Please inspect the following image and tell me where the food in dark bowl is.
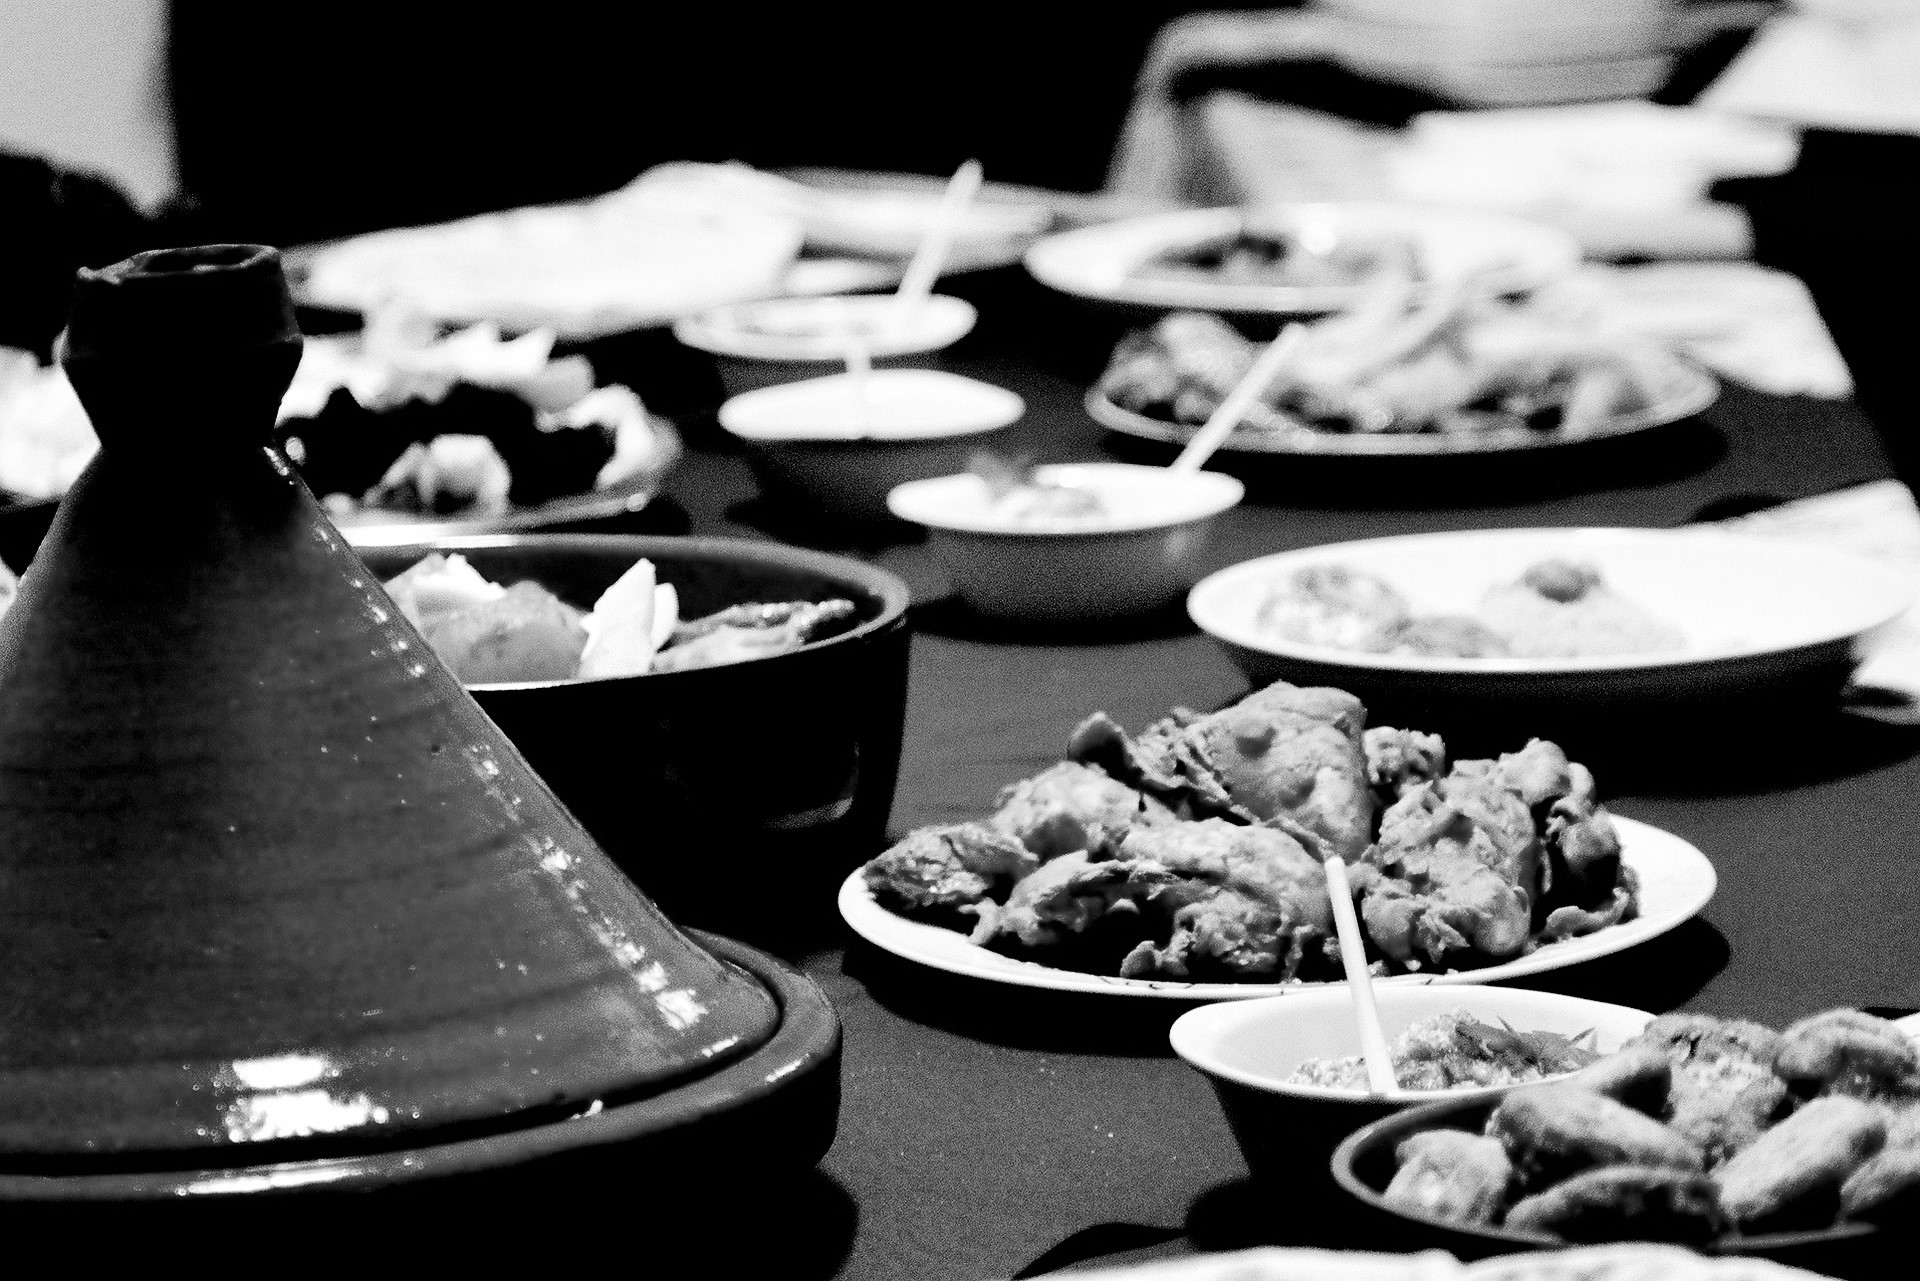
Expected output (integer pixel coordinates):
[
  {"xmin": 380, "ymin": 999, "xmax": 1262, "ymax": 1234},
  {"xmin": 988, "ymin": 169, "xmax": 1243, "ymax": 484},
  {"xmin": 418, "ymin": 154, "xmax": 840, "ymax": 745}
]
[
  {"xmin": 356, "ymin": 534, "xmax": 912, "ymax": 942},
  {"xmin": 1333, "ymin": 1008, "xmax": 1920, "ymax": 1272}
]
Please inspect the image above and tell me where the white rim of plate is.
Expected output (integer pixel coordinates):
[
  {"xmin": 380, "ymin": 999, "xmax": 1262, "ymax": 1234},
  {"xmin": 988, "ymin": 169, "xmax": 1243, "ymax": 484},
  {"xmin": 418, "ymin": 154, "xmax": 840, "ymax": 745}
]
[
  {"xmin": 717, "ymin": 370, "xmax": 1025, "ymax": 443},
  {"xmin": 1186, "ymin": 526, "xmax": 1918, "ymax": 676},
  {"xmin": 1024, "ymin": 203, "xmax": 1581, "ymax": 314},
  {"xmin": 886, "ymin": 463, "xmax": 1245, "ymax": 537},
  {"xmin": 672, "ymin": 294, "xmax": 976, "ymax": 362},
  {"xmin": 838, "ymin": 814, "xmax": 1713, "ymax": 1000}
]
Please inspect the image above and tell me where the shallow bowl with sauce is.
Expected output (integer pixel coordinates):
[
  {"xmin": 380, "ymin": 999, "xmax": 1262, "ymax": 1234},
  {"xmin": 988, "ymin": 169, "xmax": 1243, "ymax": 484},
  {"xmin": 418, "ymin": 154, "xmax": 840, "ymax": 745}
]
[
  {"xmin": 1170, "ymin": 986, "xmax": 1652, "ymax": 1186},
  {"xmin": 886, "ymin": 461, "xmax": 1244, "ymax": 622},
  {"xmin": 719, "ymin": 367, "xmax": 1023, "ymax": 522}
]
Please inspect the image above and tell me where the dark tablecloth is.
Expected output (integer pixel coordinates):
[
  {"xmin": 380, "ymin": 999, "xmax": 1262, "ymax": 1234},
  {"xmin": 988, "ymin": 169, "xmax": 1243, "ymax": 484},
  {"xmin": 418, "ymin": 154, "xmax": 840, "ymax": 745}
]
[{"xmin": 620, "ymin": 269, "xmax": 1920, "ymax": 1281}]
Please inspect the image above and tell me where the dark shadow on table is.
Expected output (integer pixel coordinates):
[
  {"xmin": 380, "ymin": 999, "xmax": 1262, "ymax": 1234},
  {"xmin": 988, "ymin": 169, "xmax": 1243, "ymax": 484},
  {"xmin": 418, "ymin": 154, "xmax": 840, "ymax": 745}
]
[
  {"xmin": 1012, "ymin": 1223, "xmax": 1190, "ymax": 1278},
  {"xmin": 1098, "ymin": 419, "xmax": 1728, "ymax": 513},
  {"xmin": 908, "ymin": 596, "xmax": 1199, "ymax": 647},
  {"xmin": 1497, "ymin": 917, "xmax": 1730, "ymax": 1013},
  {"xmin": 725, "ymin": 494, "xmax": 924, "ymax": 557},
  {"xmin": 1189, "ymin": 1174, "xmax": 1376, "ymax": 1255},
  {"xmin": 842, "ymin": 935, "xmax": 1200, "ymax": 1058},
  {"xmin": 2, "ymin": 1163, "xmax": 858, "ymax": 1273}
]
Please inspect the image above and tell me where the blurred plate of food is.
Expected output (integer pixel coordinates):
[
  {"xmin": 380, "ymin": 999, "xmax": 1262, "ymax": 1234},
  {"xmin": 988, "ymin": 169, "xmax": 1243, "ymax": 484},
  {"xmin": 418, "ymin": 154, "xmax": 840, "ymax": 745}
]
[
  {"xmin": 282, "ymin": 312, "xmax": 682, "ymax": 538},
  {"xmin": 1189, "ymin": 528, "xmax": 1915, "ymax": 705},
  {"xmin": 1088, "ymin": 273, "xmax": 1719, "ymax": 457},
  {"xmin": 841, "ymin": 678, "xmax": 1715, "ymax": 1000},
  {"xmin": 1025, "ymin": 202, "xmax": 1580, "ymax": 316},
  {"xmin": 0, "ymin": 314, "xmax": 683, "ymax": 555},
  {"xmin": 291, "ymin": 162, "xmax": 1078, "ymax": 336}
]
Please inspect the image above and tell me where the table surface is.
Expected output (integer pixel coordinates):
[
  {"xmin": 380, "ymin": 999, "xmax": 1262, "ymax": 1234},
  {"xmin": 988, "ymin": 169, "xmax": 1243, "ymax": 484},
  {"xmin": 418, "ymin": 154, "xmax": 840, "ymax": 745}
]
[{"xmin": 614, "ymin": 269, "xmax": 1920, "ymax": 1281}]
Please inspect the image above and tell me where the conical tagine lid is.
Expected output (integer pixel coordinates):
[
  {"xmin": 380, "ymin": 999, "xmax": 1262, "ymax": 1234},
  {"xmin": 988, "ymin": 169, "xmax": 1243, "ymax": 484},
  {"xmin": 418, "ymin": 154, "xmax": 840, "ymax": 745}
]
[{"xmin": 0, "ymin": 245, "xmax": 778, "ymax": 1164}]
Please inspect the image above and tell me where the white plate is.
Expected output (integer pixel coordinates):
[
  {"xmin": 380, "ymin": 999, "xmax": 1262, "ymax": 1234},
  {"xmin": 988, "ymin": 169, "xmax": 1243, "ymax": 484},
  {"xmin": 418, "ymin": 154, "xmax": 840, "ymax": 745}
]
[
  {"xmin": 1024, "ymin": 203, "xmax": 1581, "ymax": 315},
  {"xmin": 1085, "ymin": 359, "xmax": 1717, "ymax": 458},
  {"xmin": 1187, "ymin": 527, "xmax": 1916, "ymax": 700},
  {"xmin": 839, "ymin": 815, "xmax": 1713, "ymax": 1000}
]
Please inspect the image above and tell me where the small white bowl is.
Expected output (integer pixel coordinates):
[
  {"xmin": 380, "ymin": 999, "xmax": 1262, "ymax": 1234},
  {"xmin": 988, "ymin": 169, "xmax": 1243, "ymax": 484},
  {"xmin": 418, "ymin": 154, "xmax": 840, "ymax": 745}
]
[
  {"xmin": 676, "ymin": 294, "xmax": 977, "ymax": 397},
  {"xmin": 719, "ymin": 369, "xmax": 1023, "ymax": 523},
  {"xmin": 1170, "ymin": 985, "xmax": 1653, "ymax": 1183},
  {"xmin": 886, "ymin": 461, "xmax": 1244, "ymax": 622}
]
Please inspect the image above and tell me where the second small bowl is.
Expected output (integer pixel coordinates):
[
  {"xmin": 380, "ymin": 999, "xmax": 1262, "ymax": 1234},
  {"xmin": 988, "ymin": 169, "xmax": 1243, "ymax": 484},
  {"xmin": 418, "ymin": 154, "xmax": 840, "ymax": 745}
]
[
  {"xmin": 887, "ymin": 461, "xmax": 1244, "ymax": 623},
  {"xmin": 677, "ymin": 293, "xmax": 977, "ymax": 398},
  {"xmin": 720, "ymin": 368, "xmax": 1024, "ymax": 523},
  {"xmin": 1169, "ymin": 986, "xmax": 1653, "ymax": 1186}
]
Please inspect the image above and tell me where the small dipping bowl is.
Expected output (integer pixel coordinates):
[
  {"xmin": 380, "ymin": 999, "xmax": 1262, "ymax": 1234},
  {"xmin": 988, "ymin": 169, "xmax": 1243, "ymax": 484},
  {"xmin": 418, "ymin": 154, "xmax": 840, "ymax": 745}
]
[
  {"xmin": 1170, "ymin": 986, "xmax": 1652, "ymax": 1187},
  {"xmin": 887, "ymin": 461, "xmax": 1243, "ymax": 622},
  {"xmin": 720, "ymin": 367, "xmax": 1023, "ymax": 523},
  {"xmin": 676, "ymin": 293, "xmax": 977, "ymax": 398}
]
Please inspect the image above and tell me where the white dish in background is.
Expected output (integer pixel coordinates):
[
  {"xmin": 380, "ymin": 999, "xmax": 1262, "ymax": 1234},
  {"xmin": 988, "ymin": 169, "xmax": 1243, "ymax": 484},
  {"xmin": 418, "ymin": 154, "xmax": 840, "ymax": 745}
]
[
  {"xmin": 718, "ymin": 369, "xmax": 1022, "ymax": 442},
  {"xmin": 674, "ymin": 294, "xmax": 976, "ymax": 363},
  {"xmin": 1172, "ymin": 985, "xmax": 1654, "ymax": 1107},
  {"xmin": 1187, "ymin": 527, "xmax": 1916, "ymax": 700},
  {"xmin": 1023, "ymin": 203, "xmax": 1581, "ymax": 316},
  {"xmin": 839, "ymin": 815, "xmax": 1714, "ymax": 999},
  {"xmin": 886, "ymin": 462, "xmax": 1244, "ymax": 621}
]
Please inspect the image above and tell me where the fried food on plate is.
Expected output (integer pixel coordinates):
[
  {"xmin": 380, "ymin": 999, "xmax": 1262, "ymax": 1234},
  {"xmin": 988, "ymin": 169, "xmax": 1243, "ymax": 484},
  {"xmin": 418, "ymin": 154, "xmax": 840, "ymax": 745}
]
[
  {"xmin": 1503, "ymin": 1165, "xmax": 1725, "ymax": 1244},
  {"xmin": 862, "ymin": 679, "xmax": 1639, "ymax": 985},
  {"xmin": 1386, "ymin": 1130, "xmax": 1512, "ymax": 1226},
  {"xmin": 1378, "ymin": 1009, "xmax": 1920, "ymax": 1245}
]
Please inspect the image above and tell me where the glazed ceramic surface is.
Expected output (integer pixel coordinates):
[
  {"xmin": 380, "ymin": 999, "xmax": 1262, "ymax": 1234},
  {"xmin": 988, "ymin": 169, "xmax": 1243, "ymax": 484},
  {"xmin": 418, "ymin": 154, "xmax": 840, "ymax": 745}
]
[{"xmin": 0, "ymin": 246, "xmax": 780, "ymax": 1166}]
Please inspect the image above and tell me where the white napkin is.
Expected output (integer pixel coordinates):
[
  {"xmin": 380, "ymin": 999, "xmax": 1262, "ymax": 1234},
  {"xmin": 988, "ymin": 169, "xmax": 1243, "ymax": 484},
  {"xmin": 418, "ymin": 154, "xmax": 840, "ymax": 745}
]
[
  {"xmin": 1709, "ymin": 479, "xmax": 1920, "ymax": 720},
  {"xmin": 1700, "ymin": 1, "xmax": 1920, "ymax": 134},
  {"xmin": 1561, "ymin": 262, "xmax": 1852, "ymax": 398}
]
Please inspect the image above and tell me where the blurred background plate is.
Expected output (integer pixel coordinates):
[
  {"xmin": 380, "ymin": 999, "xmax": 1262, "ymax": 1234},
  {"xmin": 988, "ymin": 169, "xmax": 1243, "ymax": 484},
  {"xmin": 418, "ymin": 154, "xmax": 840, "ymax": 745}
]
[
  {"xmin": 1085, "ymin": 359, "xmax": 1718, "ymax": 458},
  {"xmin": 1024, "ymin": 203, "xmax": 1582, "ymax": 316},
  {"xmin": 838, "ymin": 815, "xmax": 1713, "ymax": 1001},
  {"xmin": 1188, "ymin": 527, "xmax": 1916, "ymax": 708}
]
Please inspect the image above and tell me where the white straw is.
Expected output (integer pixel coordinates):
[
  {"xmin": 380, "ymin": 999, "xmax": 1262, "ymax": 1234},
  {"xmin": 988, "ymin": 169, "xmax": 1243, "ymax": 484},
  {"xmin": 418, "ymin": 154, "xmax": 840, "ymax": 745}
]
[
  {"xmin": 891, "ymin": 160, "xmax": 983, "ymax": 331},
  {"xmin": 1169, "ymin": 324, "xmax": 1306, "ymax": 474},
  {"xmin": 1323, "ymin": 855, "xmax": 1398, "ymax": 1096}
]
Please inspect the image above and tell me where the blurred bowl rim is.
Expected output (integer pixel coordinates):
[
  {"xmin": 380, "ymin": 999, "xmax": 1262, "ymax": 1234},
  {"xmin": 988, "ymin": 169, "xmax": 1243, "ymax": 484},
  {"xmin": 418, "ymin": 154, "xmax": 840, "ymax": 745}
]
[
  {"xmin": 717, "ymin": 369, "xmax": 1024, "ymax": 443},
  {"xmin": 887, "ymin": 461, "xmax": 1244, "ymax": 538},
  {"xmin": 1170, "ymin": 985, "xmax": 1654, "ymax": 1107},
  {"xmin": 353, "ymin": 532, "xmax": 912, "ymax": 693},
  {"xmin": 672, "ymin": 293, "xmax": 977, "ymax": 362}
]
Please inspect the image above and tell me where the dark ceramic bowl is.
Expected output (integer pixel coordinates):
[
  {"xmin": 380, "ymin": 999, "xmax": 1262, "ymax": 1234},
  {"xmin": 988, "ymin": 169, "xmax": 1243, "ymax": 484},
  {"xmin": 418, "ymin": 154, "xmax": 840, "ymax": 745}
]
[
  {"xmin": 353, "ymin": 533, "xmax": 913, "ymax": 939},
  {"xmin": 1332, "ymin": 1096, "xmax": 1885, "ymax": 1278},
  {"xmin": 0, "ymin": 933, "xmax": 838, "ymax": 1205}
]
